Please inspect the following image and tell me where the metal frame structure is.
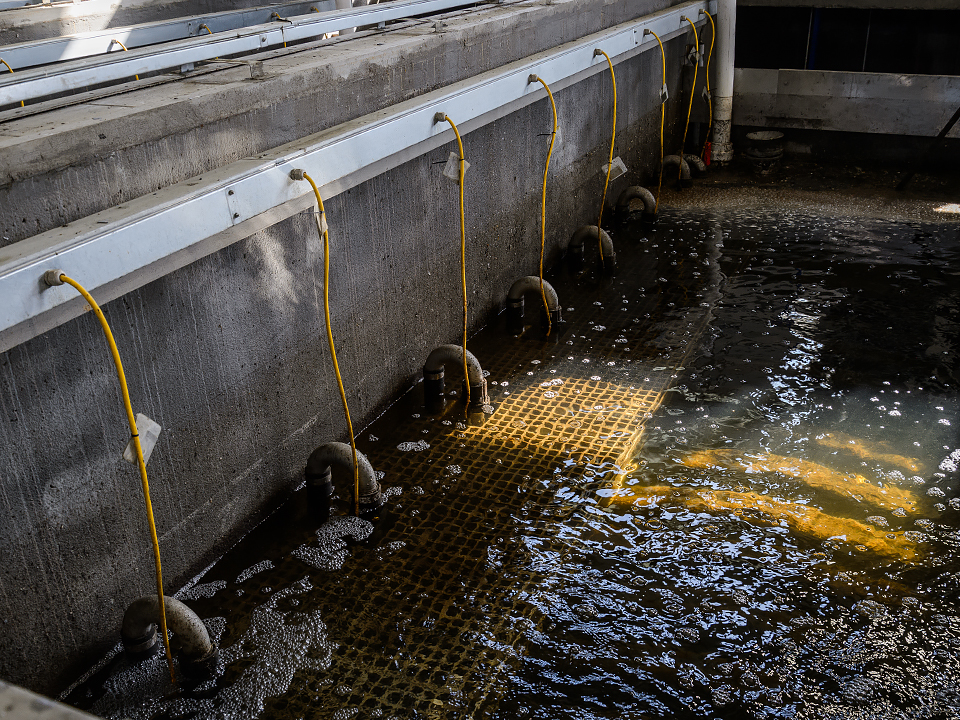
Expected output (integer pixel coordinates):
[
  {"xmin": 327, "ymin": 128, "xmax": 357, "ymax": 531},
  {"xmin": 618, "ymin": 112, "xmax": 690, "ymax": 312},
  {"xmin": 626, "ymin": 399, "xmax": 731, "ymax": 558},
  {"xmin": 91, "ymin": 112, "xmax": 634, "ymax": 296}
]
[
  {"xmin": 0, "ymin": 0, "xmax": 483, "ymax": 105},
  {"xmin": 0, "ymin": 0, "xmax": 713, "ymax": 352},
  {"xmin": 0, "ymin": 0, "xmax": 338, "ymax": 70}
]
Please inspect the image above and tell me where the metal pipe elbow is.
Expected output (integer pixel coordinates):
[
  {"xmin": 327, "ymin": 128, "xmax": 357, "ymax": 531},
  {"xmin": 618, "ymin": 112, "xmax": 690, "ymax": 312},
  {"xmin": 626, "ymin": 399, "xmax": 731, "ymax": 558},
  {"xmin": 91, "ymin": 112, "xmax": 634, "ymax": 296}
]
[
  {"xmin": 422, "ymin": 344, "xmax": 490, "ymax": 411},
  {"xmin": 568, "ymin": 225, "xmax": 615, "ymax": 271},
  {"xmin": 305, "ymin": 442, "xmax": 383, "ymax": 509},
  {"xmin": 121, "ymin": 595, "xmax": 217, "ymax": 676},
  {"xmin": 663, "ymin": 155, "xmax": 692, "ymax": 187},
  {"xmin": 682, "ymin": 153, "xmax": 707, "ymax": 175},
  {"xmin": 506, "ymin": 276, "xmax": 562, "ymax": 336},
  {"xmin": 424, "ymin": 344, "xmax": 485, "ymax": 386},
  {"xmin": 615, "ymin": 186, "xmax": 657, "ymax": 219},
  {"xmin": 507, "ymin": 276, "xmax": 559, "ymax": 310}
]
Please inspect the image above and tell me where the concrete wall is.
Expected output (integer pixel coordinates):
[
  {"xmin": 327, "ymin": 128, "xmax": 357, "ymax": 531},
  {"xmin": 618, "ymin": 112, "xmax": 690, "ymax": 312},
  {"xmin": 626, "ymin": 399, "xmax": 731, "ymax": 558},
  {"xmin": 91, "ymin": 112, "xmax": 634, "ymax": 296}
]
[
  {"xmin": 0, "ymin": 0, "xmax": 701, "ymax": 696},
  {"xmin": 734, "ymin": 68, "xmax": 960, "ymax": 138}
]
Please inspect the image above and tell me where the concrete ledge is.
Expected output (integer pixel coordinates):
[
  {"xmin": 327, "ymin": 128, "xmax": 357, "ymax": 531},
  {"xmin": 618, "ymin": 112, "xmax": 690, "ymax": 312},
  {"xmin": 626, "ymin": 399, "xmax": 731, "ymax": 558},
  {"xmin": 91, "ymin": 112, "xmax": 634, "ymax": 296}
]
[
  {"xmin": 0, "ymin": 681, "xmax": 100, "ymax": 720},
  {"xmin": 0, "ymin": 0, "xmax": 297, "ymax": 44},
  {"xmin": 733, "ymin": 67, "xmax": 960, "ymax": 138}
]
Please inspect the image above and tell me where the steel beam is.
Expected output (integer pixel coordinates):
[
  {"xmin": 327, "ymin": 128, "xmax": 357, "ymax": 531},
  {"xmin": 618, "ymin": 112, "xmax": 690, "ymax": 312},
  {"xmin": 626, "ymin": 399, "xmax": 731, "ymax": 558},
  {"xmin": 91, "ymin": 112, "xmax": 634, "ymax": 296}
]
[
  {"xmin": 0, "ymin": 0, "xmax": 337, "ymax": 71},
  {"xmin": 0, "ymin": 0, "xmax": 713, "ymax": 352},
  {"xmin": 0, "ymin": 0, "xmax": 482, "ymax": 106}
]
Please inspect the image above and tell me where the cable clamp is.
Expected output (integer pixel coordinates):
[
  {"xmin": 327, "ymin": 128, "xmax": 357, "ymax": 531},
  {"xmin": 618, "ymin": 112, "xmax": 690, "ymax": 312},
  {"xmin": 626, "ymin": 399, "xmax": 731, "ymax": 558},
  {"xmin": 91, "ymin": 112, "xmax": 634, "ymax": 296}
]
[
  {"xmin": 433, "ymin": 112, "xmax": 447, "ymax": 123},
  {"xmin": 702, "ymin": 87, "xmax": 711, "ymax": 101},
  {"xmin": 42, "ymin": 269, "xmax": 65, "ymax": 287},
  {"xmin": 659, "ymin": 83, "xmax": 669, "ymax": 103}
]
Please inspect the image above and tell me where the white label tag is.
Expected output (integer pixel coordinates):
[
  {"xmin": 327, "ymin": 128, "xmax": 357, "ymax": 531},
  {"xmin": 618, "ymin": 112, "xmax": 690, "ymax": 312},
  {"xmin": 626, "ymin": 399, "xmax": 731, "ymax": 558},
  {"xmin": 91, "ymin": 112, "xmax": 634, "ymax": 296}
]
[
  {"xmin": 660, "ymin": 83, "xmax": 669, "ymax": 103},
  {"xmin": 314, "ymin": 210, "xmax": 328, "ymax": 235},
  {"xmin": 442, "ymin": 151, "xmax": 470, "ymax": 183},
  {"xmin": 123, "ymin": 413, "xmax": 162, "ymax": 466},
  {"xmin": 601, "ymin": 156, "xmax": 628, "ymax": 181}
]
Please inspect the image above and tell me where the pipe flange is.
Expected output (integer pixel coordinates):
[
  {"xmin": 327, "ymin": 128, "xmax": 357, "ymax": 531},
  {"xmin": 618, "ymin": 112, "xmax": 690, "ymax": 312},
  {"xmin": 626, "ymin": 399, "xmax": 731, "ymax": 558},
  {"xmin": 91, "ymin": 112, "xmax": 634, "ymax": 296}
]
[{"xmin": 121, "ymin": 624, "xmax": 159, "ymax": 660}]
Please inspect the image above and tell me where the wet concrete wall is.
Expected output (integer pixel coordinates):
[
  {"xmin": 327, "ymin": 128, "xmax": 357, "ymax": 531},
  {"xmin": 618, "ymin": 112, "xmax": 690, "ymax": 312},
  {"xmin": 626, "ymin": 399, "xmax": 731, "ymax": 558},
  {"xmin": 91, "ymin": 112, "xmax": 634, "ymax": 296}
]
[{"xmin": 0, "ymin": 0, "xmax": 701, "ymax": 696}]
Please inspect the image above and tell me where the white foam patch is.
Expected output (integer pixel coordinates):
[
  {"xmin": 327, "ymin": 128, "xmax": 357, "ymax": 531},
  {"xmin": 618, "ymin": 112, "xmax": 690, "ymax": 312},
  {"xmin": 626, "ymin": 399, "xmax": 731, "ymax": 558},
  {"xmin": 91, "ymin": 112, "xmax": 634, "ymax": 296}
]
[
  {"xmin": 236, "ymin": 560, "xmax": 274, "ymax": 584},
  {"xmin": 293, "ymin": 516, "xmax": 373, "ymax": 572},
  {"xmin": 939, "ymin": 449, "xmax": 960, "ymax": 473},
  {"xmin": 397, "ymin": 440, "xmax": 430, "ymax": 452},
  {"xmin": 178, "ymin": 580, "xmax": 227, "ymax": 601}
]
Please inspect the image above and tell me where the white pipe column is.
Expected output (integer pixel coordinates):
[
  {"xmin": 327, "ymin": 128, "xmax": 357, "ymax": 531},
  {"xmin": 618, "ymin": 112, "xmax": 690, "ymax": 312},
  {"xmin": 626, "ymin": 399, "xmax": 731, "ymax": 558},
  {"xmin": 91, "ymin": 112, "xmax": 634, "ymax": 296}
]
[
  {"xmin": 335, "ymin": 0, "xmax": 358, "ymax": 34},
  {"xmin": 711, "ymin": 0, "xmax": 736, "ymax": 162}
]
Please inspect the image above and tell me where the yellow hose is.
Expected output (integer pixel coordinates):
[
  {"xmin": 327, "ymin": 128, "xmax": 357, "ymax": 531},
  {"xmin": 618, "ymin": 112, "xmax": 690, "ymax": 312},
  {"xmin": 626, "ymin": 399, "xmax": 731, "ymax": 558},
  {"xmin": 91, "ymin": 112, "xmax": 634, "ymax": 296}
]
[
  {"xmin": 111, "ymin": 40, "xmax": 139, "ymax": 81},
  {"xmin": 700, "ymin": 11, "xmax": 716, "ymax": 160},
  {"xmin": 57, "ymin": 274, "xmax": 176, "ymax": 686},
  {"xmin": 301, "ymin": 173, "xmax": 361, "ymax": 516},
  {"xmin": 533, "ymin": 76, "xmax": 558, "ymax": 337},
  {"xmin": 0, "ymin": 58, "xmax": 24, "ymax": 107},
  {"xmin": 438, "ymin": 114, "xmax": 471, "ymax": 411},
  {"xmin": 645, "ymin": 30, "xmax": 667, "ymax": 213},
  {"xmin": 271, "ymin": 13, "xmax": 288, "ymax": 47},
  {"xmin": 679, "ymin": 17, "xmax": 699, "ymax": 182},
  {"xmin": 595, "ymin": 49, "xmax": 617, "ymax": 264}
]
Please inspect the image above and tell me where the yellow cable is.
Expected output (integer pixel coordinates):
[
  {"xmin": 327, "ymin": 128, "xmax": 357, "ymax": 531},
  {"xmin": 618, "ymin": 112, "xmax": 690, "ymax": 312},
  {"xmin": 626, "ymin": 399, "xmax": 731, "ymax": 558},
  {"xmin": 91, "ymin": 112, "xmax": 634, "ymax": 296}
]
[
  {"xmin": 438, "ymin": 114, "xmax": 471, "ymax": 411},
  {"xmin": 111, "ymin": 40, "xmax": 139, "ymax": 81},
  {"xmin": 595, "ymin": 49, "xmax": 616, "ymax": 264},
  {"xmin": 0, "ymin": 58, "xmax": 24, "ymax": 107},
  {"xmin": 199, "ymin": 24, "xmax": 212, "ymax": 34},
  {"xmin": 700, "ymin": 11, "xmax": 716, "ymax": 160},
  {"xmin": 271, "ymin": 13, "xmax": 288, "ymax": 47},
  {"xmin": 302, "ymin": 173, "xmax": 361, "ymax": 516},
  {"xmin": 57, "ymin": 274, "xmax": 175, "ymax": 686},
  {"xmin": 533, "ymin": 76, "xmax": 557, "ymax": 337},
  {"xmin": 646, "ymin": 30, "xmax": 667, "ymax": 213},
  {"xmin": 679, "ymin": 17, "xmax": 699, "ymax": 182}
]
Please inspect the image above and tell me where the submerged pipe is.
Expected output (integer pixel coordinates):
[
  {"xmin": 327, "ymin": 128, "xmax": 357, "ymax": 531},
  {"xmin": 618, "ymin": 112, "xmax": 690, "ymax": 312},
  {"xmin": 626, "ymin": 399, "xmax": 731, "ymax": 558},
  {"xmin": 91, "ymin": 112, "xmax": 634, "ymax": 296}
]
[
  {"xmin": 423, "ymin": 344, "xmax": 491, "ymax": 412},
  {"xmin": 568, "ymin": 225, "xmax": 616, "ymax": 272},
  {"xmin": 662, "ymin": 155, "xmax": 692, "ymax": 187},
  {"xmin": 121, "ymin": 595, "xmax": 217, "ymax": 676},
  {"xmin": 616, "ymin": 186, "xmax": 657, "ymax": 223},
  {"xmin": 682, "ymin": 153, "xmax": 707, "ymax": 176},
  {"xmin": 305, "ymin": 442, "xmax": 383, "ymax": 509},
  {"xmin": 506, "ymin": 276, "xmax": 562, "ymax": 336}
]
